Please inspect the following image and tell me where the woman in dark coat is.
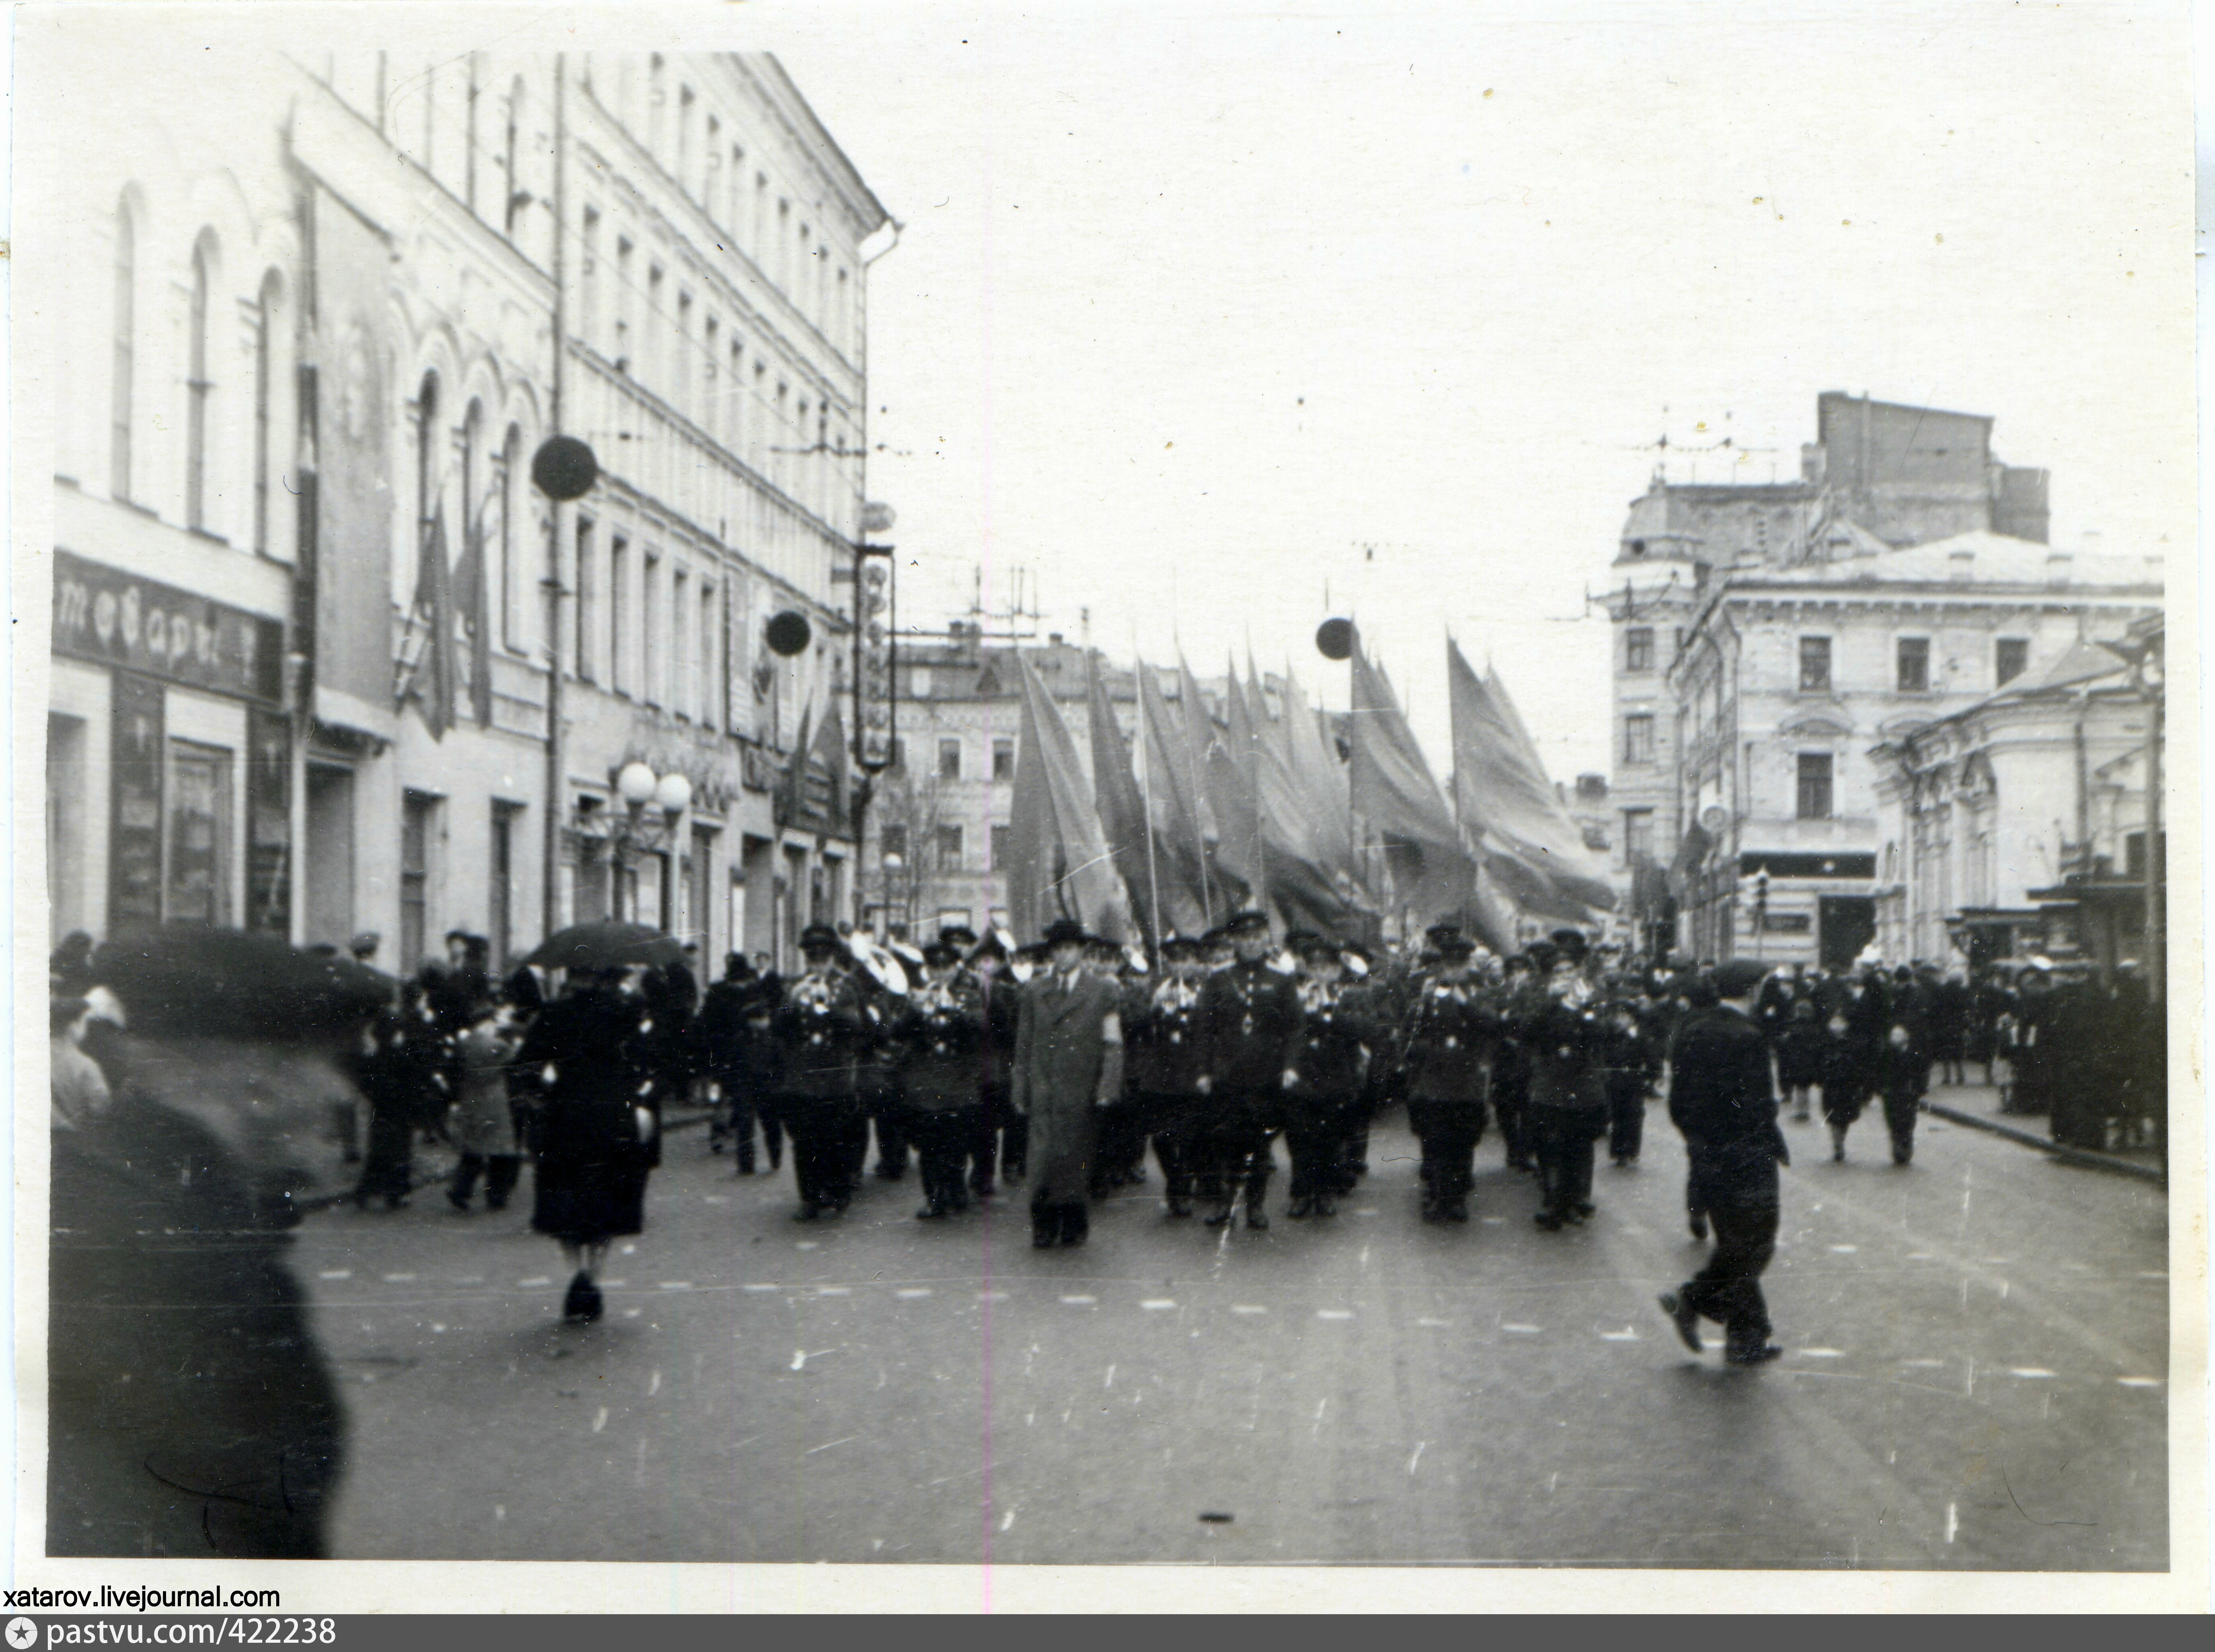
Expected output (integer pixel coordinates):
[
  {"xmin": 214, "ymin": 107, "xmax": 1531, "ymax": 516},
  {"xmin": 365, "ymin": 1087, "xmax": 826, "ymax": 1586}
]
[
  {"xmin": 1817, "ymin": 1008, "xmax": 1872, "ymax": 1162},
  {"xmin": 517, "ymin": 967, "xmax": 656, "ymax": 1323}
]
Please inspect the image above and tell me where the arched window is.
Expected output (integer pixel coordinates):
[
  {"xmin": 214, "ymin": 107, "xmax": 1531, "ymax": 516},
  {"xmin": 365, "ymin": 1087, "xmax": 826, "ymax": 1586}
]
[
  {"xmin": 462, "ymin": 396, "xmax": 484, "ymax": 645},
  {"xmin": 500, "ymin": 423, "xmax": 523, "ymax": 647},
  {"xmin": 253, "ymin": 270, "xmax": 285, "ymax": 556},
  {"xmin": 110, "ymin": 198, "xmax": 135, "ymax": 499},
  {"xmin": 186, "ymin": 234, "xmax": 216, "ymax": 531},
  {"xmin": 415, "ymin": 371, "xmax": 440, "ymax": 577}
]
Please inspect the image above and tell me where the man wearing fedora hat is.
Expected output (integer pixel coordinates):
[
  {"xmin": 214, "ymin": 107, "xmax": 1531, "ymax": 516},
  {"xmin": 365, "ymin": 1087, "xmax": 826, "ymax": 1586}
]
[
  {"xmin": 1011, "ymin": 918, "xmax": 1125, "ymax": 1246},
  {"xmin": 51, "ymin": 929, "xmax": 390, "ymax": 1556}
]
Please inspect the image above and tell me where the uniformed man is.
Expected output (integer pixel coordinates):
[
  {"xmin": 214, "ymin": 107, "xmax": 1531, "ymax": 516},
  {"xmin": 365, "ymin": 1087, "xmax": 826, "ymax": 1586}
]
[
  {"xmin": 1284, "ymin": 933, "xmax": 1377, "ymax": 1219},
  {"xmin": 1195, "ymin": 910, "xmax": 1303, "ymax": 1230},
  {"xmin": 1490, "ymin": 952, "xmax": 1538, "ymax": 1173},
  {"xmin": 770, "ymin": 924, "xmax": 868, "ymax": 1219},
  {"xmin": 1521, "ymin": 930, "xmax": 1610, "ymax": 1229},
  {"xmin": 1660, "ymin": 957, "xmax": 1790, "ymax": 1365},
  {"xmin": 1399, "ymin": 930, "xmax": 1498, "ymax": 1223},
  {"xmin": 895, "ymin": 940, "xmax": 987, "ymax": 1218},
  {"xmin": 967, "ymin": 931, "xmax": 1022, "ymax": 1194},
  {"xmin": 1125, "ymin": 935, "xmax": 1213, "ymax": 1216},
  {"xmin": 52, "ymin": 929, "xmax": 390, "ymax": 1556}
]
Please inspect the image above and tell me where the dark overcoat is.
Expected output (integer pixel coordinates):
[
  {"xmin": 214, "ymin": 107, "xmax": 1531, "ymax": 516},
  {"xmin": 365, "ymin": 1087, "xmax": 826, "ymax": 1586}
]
[
  {"xmin": 1667, "ymin": 1002, "xmax": 1788, "ymax": 1196},
  {"xmin": 521, "ymin": 986, "xmax": 655, "ymax": 1244},
  {"xmin": 49, "ymin": 1100, "xmax": 343, "ymax": 1557},
  {"xmin": 1010, "ymin": 969, "xmax": 1123, "ymax": 1205},
  {"xmin": 897, "ymin": 974, "xmax": 987, "ymax": 1112}
]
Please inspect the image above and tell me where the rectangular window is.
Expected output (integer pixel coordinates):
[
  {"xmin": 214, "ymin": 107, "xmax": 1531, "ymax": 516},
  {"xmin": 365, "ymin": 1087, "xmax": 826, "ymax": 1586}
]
[
  {"xmin": 1624, "ymin": 627, "xmax": 1653, "ymax": 673},
  {"xmin": 489, "ymin": 800, "xmax": 520, "ymax": 972},
  {"xmin": 671, "ymin": 568, "xmax": 690, "ymax": 715},
  {"xmin": 938, "ymin": 737, "xmax": 962, "ymax": 780},
  {"xmin": 881, "ymin": 823, "xmax": 908, "ymax": 864},
  {"xmin": 1796, "ymin": 753, "xmax": 1834, "ymax": 821},
  {"xmin": 1624, "ymin": 808, "xmax": 1655, "ymax": 863},
  {"xmin": 400, "ymin": 790, "xmax": 437, "ymax": 969},
  {"xmin": 614, "ymin": 237, "xmax": 633, "ymax": 370},
  {"xmin": 1897, "ymin": 636, "xmax": 1930, "ymax": 693},
  {"xmin": 609, "ymin": 536, "xmax": 630, "ymax": 693},
  {"xmin": 674, "ymin": 292, "xmax": 692, "ymax": 420},
  {"xmin": 1798, "ymin": 636, "xmax": 1832, "ymax": 693},
  {"xmin": 643, "ymin": 553, "xmax": 663, "ymax": 704},
  {"xmin": 1995, "ymin": 636, "xmax": 2029, "ymax": 687},
  {"xmin": 936, "ymin": 823, "xmax": 964, "ymax": 872},
  {"xmin": 645, "ymin": 266, "xmax": 665, "ymax": 389},
  {"xmin": 165, "ymin": 740, "xmax": 234, "ymax": 927},
  {"xmin": 579, "ymin": 207, "xmax": 600, "ymax": 347},
  {"xmin": 989, "ymin": 823, "xmax": 1011, "ymax": 868},
  {"xmin": 992, "ymin": 738, "xmax": 1015, "ymax": 780},
  {"xmin": 574, "ymin": 518, "xmax": 598, "ymax": 681},
  {"xmin": 1622, "ymin": 713, "xmax": 1655, "ymax": 765},
  {"xmin": 701, "ymin": 585, "xmax": 719, "ymax": 725}
]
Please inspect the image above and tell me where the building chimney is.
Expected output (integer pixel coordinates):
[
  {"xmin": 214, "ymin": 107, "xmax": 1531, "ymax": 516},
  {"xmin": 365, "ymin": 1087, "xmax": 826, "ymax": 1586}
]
[
  {"xmin": 2045, "ymin": 551, "xmax": 2073, "ymax": 587},
  {"xmin": 1948, "ymin": 548, "xmax": 1975, "ymax": 583}
]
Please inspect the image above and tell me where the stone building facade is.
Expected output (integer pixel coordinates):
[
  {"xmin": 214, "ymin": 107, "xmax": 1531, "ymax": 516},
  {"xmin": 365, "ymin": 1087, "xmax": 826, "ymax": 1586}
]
[{"xmin": 39, "ymin": 30, "xmax": 888, "ymax": 979}]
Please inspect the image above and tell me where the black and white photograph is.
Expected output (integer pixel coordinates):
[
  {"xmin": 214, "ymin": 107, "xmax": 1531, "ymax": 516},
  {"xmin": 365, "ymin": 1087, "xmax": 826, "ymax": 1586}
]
[{"xmin": 8, "ymin": 0, "xmax": 2202, "ymax": 1610}]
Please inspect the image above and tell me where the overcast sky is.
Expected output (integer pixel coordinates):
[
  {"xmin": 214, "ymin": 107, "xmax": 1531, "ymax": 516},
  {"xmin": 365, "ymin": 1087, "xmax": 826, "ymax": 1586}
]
[{"xmin": 771, "ymin": 0, "xmax": 2192, "ymax": 785}]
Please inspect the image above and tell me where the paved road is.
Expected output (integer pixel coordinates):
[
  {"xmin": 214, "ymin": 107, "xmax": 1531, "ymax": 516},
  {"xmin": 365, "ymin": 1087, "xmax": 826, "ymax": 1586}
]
[{"xmin": 302, "ymin": 1088, "xmax": 2168, "ymax": 1569}]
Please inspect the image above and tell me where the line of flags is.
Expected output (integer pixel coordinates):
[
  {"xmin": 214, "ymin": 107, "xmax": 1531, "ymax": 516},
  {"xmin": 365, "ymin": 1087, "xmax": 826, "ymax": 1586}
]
[
  {"xmin": 398, "ymin": 503, "xmax": 495, "ymax": 739},
  {"xmin": 1000, "ymin": 625, "xmax": 1617, "ymax": 949}
]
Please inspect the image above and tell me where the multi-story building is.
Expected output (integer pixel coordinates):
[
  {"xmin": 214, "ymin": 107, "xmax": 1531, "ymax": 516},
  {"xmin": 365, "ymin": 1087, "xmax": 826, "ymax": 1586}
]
[
  {"xmin": 1601, "ymin": 393, "xmax": 2052, "ymax": 901},
  {"xmin": 1870, "ymin": 620, "xmax": 2163, "ymax": 973},
  {"xmin": 41, "ymin": 34, "xmax": 887, "ymax": 979},
  {"xmin": 552, "ymin": 53, "xmax": 889, "ymax": 973},
  {"xmin": 1668, "ymin": 532, "xmax": 2162, "ymax": 966}
]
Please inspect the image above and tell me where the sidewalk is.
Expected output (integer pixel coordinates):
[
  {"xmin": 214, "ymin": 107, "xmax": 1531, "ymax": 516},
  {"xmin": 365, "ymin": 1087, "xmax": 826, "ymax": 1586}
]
[{"xmin": 1918, "ymin": 1080, "xmax": 2166, "ymax": 1184}]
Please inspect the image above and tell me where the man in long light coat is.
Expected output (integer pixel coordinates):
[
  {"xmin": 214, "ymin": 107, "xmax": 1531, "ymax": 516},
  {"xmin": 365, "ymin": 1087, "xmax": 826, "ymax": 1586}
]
[{"xmin": 1010, "ymin": 918, "xmax": 1125, "ymax": 1248}]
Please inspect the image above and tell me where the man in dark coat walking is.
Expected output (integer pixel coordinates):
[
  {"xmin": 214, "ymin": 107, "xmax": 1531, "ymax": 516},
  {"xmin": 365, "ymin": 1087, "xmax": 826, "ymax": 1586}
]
[
  {"xmin": 1125, "ymin": 935, "xmax": 1213, "ymax": 1216},
  {"xmin": 967, "ymin": 932, "xmax": 1023, "ymax": 1195},
  {"xmin": 1521, "ymin": 930, "xmax": 1611, "ymax": 1229},
  {"xmin": 1010, "ymin": 919, "xmax": 1125, "ymax": 1247},
  {"xmin": 894, "ymin": 940, "xmax": 987, "ymax": 1219},
  {"xmin": 51, "ymin": 929, "xmax": 390, "ymax": 1557},
  {"xmin": 1660, "ymin": 958, "xmax": 1790, "ymax": 1365},
  {"xmin": 1195, "ymin": 910, "xmax": 1303, "ymax": 1230},
  {"xmin": 1398, "ymin": 931, "xmax": 1499, "ymax": 1223}
]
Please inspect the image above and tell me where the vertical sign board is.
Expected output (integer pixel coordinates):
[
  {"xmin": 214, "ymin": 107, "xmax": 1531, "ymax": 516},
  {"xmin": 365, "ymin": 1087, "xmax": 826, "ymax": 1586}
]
[
  {"xmin": 854, "ymin": 552, "xmax": 894, "ymax": 770},
  {"xmin": 247, "ymin": 707, "xmax": 293, "ymax": 935},
  {"xmin": 312, "ymin": 187, "xmax": 397, "ymax": 716},
  {"xmin": 109, "ymin": 673, "xmax": 165, "ymax": 938}
]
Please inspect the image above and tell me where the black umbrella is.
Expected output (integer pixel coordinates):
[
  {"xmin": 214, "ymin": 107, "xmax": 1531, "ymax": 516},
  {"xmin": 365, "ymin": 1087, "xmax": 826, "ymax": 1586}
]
[{"xmin": 524, "ymin": 921, "xmax": 685, "ymax": 974}]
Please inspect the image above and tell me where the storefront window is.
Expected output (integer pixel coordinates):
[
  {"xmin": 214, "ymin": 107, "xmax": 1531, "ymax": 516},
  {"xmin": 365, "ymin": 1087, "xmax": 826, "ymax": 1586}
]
[{"xmin": 165, "ymin": 741, "xmax": 233, "ymax": 926}]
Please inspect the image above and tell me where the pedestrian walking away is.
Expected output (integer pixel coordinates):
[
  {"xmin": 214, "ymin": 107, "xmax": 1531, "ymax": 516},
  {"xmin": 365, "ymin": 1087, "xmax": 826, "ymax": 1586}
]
[{"xmin": 1660, "ymin": 957, "xmax": 1790, "ymax": 1366}]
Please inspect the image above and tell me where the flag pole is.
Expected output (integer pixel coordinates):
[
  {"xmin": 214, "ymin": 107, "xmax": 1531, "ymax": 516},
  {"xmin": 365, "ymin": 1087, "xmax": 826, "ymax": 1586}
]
[{"xmin": 1134, "ymin": 650, "xmax": 1165, "ymax": 948}]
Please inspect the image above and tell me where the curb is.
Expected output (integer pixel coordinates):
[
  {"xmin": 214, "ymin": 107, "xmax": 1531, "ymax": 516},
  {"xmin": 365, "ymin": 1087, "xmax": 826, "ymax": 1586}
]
[{"xmin": 1923, "ymin": 1101, "xmax": 2166, "ymax": 1185}]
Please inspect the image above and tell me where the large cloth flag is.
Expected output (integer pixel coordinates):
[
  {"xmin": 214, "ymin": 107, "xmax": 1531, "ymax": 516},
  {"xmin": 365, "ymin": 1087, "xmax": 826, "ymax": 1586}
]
[
  {"xmin": 1243, "ymin": 660, "xmax": 1367, "ymax": 939},
  {"xmin": 1006, "ymin": 652, "xmax": 1135, "ymax": 942},
  {"xmin": 1280, "ymin": 665, "xmax": 1356, "ymax": 879},
  {"xmin": 1088, "ymin": 654, "xmax": 1204, "ymax": 942},
  {"xmin": 1447, "ymin": 638, "xmax": 1617, "ymax": 913},
  {"xmin": 1136, "ymin": 660, "xmax": 1218, "ymax": 929},
  {"xmin": 400, "ymin": 507, "xmax": 460, "ymax": 738},
  {"xmin": 1186, "ymin": 655, "xmax": 1259, "ymax": 909},
  {"xmin": 451, "ymin": 497, "xmax": 495, "ymax": 727},
  {"xmin": 1347, "ymin": 634, "xmax": 1480, "ymax": 932}
]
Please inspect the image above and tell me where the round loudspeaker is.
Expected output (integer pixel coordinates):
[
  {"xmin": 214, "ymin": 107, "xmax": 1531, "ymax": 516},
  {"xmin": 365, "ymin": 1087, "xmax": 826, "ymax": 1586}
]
[
  {"xmin": 1315, "ymin": 618, "xmax": 1355, "ymax": 661},
  {"xmin": 765, "ymin": 610, "xmax": 813, "ymax": 657},
  {"xmin": 530, "ymin": 435, "xmax": 600, "ymax": 502}
]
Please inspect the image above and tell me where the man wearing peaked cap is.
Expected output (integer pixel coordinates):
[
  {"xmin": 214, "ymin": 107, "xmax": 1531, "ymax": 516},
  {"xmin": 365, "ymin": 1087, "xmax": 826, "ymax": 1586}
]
[
  {"xmin": 52, "ymin": 929, "xmax": 394, "ymax": 1559},
  {"xmin": 1195, "ymin": 909, "xmax": 1302, "ymax": 1229},
  {"xmin": 938, "ymin": 925, "xmax": 979, "ymax": 953}
]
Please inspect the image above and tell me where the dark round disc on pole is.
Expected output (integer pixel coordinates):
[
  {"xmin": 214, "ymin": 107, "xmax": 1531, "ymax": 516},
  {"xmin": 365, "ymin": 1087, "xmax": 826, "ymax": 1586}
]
[
  {"xmin": 1315, "ymin": 618, "xmax": 1355, "ymax": 661},
  {"xmin": 765, "ymin": 610, "xmax": 813, "ymax": 657},
  {"xmin": 531, "ymin": 435, "xmax": 600, "ymax": 502}
]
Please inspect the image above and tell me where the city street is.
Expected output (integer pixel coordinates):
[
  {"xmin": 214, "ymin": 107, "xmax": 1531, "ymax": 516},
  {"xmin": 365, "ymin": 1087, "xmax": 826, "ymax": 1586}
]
[{"xmin": 302, "ymin": 1091, "xmax": 2169, "ymax": 1570}]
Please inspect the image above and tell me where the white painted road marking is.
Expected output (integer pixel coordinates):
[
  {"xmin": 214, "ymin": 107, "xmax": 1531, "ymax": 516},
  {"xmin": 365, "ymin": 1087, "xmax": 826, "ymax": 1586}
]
[
  {"xmin": 383, "ymin": 1272, "xmax": 417, "ymax": 1282},
  {"xmin": 1417, "ymin": 1318, "xmax": 1450, "ymax": 1328},
  {"xmin": 743, "ymin": 1283, "xmax": 780, "ymax": 1293},
  {"xmin": 1501, "ymin": 1324, "xmax": 1541, "ymax": 1334},
  {"xmin": 1232, "ymin": 1305, "xmax": 1267, "ymax": 1315},
  {"xmin": 593, "ymin": 1408, "xmax": 609, "ymax": 1433},
  {"xmin": 1599, "ymin": 1328, "xmax": 1640, "ymax": 1342},
  {"xmin": 2117, "ymin": 1377, "xmax": 2162, "ymax": 1388},
  {"xmin": 2009, "ymin": 1368, "xmax": 2057, "ymax": 1379},
  {"xmin": 1796, "ymin": 1348, "xmax": 1845, "ymax": 1359},
  {"xmin": 1318, "ymin": 1309, "xmax": 1354, "ymax": 1321},
  {"xmin": 519, "ymin": 1277, "xmax": 552, "ymax": 1288},
  {"xmin": 1061, "ymin": 1295, "xmax": 1097, "ymax": 1306},
  {"xmin": 318, "ymin": 1270, "xmax": 351, "ymax": 1281},
  {"xmin": 895, "ymin": 1288, "xmax": 933, "ymax": 1299},
  {"xmin": 1140, "ymin": 1299, "xmax": 1177, "ymax": 1310},
  {"xmin": 659, "ymin": 1281, "xmax": 694, "ymax": 1291}
]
